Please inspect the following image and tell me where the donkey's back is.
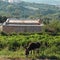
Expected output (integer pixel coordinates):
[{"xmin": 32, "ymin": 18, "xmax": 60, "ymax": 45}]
[{"xmin": 28, "ymin": 42, "xmax": 41, "ymax": 50}]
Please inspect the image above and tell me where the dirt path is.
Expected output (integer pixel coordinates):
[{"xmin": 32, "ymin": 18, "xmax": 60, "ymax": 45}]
[
  {"xmin": 0, "ymin": 57, "xmax": 56, "ymax": 60},
  {"xmin": 0, "ymin": 57, "xmax": 32, "ymax": 60}
]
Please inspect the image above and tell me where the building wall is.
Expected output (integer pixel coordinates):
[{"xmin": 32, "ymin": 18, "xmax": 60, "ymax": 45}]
[
  {"xmin": 0, "ymin": 25, "xmax": 3, "ymax": 32},
  {"xmin": 3, "ymin": 26, "xmax": 42, "ymax": 33}
]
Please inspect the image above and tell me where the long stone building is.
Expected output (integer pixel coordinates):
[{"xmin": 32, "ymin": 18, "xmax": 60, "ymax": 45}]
[{"xmin": 2, "ymin": 18, "xmax": 44, "ymax": 33}]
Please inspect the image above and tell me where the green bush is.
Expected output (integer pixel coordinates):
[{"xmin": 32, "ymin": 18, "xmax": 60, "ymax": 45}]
[
  {"xmin": 0, "ymin": 40, "xmax": 7, "ymax": 50},
  {"xmin": 8, "ymin": 40, "xmax": 20, "ymax": 51},
  {"xmin": 0, "ymin": 32, "xmax": 8, "ymax": 36}
]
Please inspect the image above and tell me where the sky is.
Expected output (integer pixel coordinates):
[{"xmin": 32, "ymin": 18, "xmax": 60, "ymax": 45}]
[
  {"xmin": 22, "ymin": 0, "xmax": 60, "ymax": 5},
  {"xmin": 22, "ymin": 0, "xmax": 60, "ymax": 3},
  {"xmin": 2, "ymin": 0, "xmax": 60, "ymax": 5}
]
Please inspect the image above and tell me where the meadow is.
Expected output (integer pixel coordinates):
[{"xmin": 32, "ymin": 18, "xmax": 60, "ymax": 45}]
[{"xmin": 0, "ymin": 32, "xmax": 60, "ymax": 59}]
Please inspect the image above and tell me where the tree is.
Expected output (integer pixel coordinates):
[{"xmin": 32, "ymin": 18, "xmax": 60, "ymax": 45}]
[
  {"xmin": 0, "ymin": 16, "xmax": 7, "ymax": 23},
  {"xmin": 45, "ymin": 20, "xmax": 60, "ymax": 35}
]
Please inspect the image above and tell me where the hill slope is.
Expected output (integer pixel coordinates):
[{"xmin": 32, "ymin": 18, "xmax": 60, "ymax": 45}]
[{"xmin": 0, "ymin": 1, "xmax": 60, "ymax": 19}]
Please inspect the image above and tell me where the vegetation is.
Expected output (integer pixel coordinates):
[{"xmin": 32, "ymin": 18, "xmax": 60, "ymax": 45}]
[
  {"xmin": 0, "ymin": 1, "xmax": 60, "ymax": 59},
  {"xmin": 44, "ymin": 20, "xmax": 60, "ymax": 35},
  {"xmin": 0, "ymin": 31, "xmax": 60, "ymax": 59},
  {"xmin": 0, "ymin": 1, "xmax": 60, "ymax": 19},
  {"xmin": 0, "ymin": 16, "xmax": 7, "ymax": 23}
]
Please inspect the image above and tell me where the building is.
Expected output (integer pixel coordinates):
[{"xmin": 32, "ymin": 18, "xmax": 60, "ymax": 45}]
[
  {"xmin": 2, "ymin": 18, "xmax": 44, "ymax": 33},
  {"xmin": 0, "ymin": 23, "xmax": 3, "ymax": 32}
]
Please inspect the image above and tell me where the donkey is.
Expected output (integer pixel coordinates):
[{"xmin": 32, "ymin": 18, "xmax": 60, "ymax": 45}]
[{"xmin": 25, "ymin": 42, "xmax": 42, "ymax": 56}]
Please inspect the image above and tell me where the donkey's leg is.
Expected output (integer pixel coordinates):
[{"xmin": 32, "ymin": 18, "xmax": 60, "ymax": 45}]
[
  {"xmin": 36, "ymin": 49, "xmax": 40, "ymax": 56},
  {"xmin": 37, "ymin": 49, "xmax": 40, "ymax": 53},
  {"xmin": 30, "ymin": 50, "xmax": 32, "ymax": 55},
  {"xmin": 33, "ymin": 50, "xmax": 35, "ymax": 55},
  {"xmin": 29, "ymin": 50, "xmax": 33, "ymax": 56}
]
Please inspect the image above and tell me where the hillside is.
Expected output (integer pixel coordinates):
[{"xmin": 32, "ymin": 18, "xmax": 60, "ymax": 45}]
[{"xmin": 0, "ymin": 1, "xmax": 60, "ymax": 19}]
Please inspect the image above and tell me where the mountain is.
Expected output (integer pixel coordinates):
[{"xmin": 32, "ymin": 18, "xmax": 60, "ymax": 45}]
[{"xmin": 0, "ymin": 1, "xmax": 60, "ymax": 19}]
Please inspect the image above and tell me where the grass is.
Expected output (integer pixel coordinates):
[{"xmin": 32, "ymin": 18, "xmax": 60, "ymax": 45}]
[
  {"xmin": 0, "ymin": 48, "xmax": 25, "ymax": 58},
  {"xmin": 0, "ymin": 46, "xmax": 60, "ymax": 59},
  {"xmin": 0, "ymin": 33, "xmax": 60, "ymax": 59}
]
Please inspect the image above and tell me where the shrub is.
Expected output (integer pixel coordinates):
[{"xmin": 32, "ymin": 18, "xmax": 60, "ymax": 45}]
[
  {"xmin": 8, "ymin": 40, "xmax": 20, "ymax": 51},
  {"xmin": 0, "ymin": 40, "xmax": 7, "ymax": 50},
  {"xmin": 0, "ymin": 32, "xmax": 8, "ymax": 36}
]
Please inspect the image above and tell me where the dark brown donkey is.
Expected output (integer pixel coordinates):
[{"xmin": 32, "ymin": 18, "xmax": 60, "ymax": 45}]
[{"xmin": 25, "ymin": 42, "xmax": 42, "ymax": 56}]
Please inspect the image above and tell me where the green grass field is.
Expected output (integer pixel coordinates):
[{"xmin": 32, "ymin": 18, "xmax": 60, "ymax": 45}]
[{"xmin": 0, "ymin": 33, "xmax": 60, "ymax": 59}]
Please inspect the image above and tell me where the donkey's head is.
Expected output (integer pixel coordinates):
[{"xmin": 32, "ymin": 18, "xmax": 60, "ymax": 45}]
[{"xmin": 25, "ymin": 48, "xmax": 29, "ymax": 56}]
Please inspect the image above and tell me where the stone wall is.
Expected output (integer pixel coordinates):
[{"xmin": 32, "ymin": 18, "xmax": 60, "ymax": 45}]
[{"xmin": 3, "ymin": 26, "xmax": 42, "ymax": 33}]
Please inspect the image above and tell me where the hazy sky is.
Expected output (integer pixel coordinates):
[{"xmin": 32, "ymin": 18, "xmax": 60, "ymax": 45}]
[
  {"xmin": 3, "ymin": 0, "xmax": 60, "ymax": 5},
  {"xmin": 22, "ymin": 0, "xmax": 60, "ymax": 5},
  {"xmin": 22, "ymin": 0, "xmax": 60, "ymax": 2}
]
